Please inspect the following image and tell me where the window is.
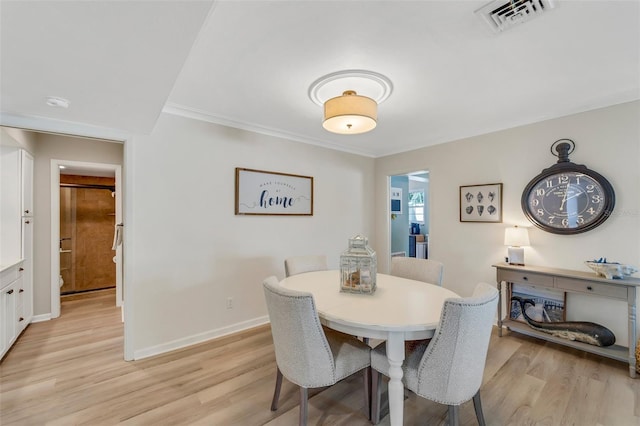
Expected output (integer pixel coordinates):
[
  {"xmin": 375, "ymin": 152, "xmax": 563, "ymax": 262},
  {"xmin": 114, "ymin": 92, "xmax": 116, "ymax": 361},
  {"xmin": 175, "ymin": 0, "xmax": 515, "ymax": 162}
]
[{"xmin": 408, "ymin": 190, "xmax": 424, "ymax": 224}]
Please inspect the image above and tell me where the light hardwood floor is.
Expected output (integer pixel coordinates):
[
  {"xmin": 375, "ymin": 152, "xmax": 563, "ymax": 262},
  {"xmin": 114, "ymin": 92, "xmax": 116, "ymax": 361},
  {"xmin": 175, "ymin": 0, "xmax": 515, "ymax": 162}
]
[{"xmin": 1, "ymin": 289, "xmax": 639, "ymax": 425}]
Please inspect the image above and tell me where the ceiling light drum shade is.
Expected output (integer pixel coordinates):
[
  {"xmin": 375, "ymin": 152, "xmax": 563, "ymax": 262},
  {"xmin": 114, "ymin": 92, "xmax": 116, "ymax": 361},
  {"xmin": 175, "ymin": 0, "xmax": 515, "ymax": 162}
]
[{"xmin": 323, "ymin": 90, "xmax": 377, "ymax": 134}]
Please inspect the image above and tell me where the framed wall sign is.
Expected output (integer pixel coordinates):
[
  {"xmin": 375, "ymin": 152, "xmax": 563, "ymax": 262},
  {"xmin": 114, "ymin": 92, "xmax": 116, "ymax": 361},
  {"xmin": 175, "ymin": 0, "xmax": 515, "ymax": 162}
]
[
  {"xmin": 459, "ymin": 183, "xmax": 502, "ymax": 223},
  {"xmin": 235, "ymin": 168, "xmax": 313, "ymax": 216},
  {"xmin": 390, "ymin": 187, "xmax": 403, "ymax": 214}
]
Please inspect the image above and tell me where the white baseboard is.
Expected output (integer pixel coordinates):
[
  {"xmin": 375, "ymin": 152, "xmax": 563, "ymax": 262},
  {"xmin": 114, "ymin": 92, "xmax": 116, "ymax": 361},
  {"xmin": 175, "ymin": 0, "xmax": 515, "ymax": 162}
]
[
  {"xmin": 31, "ymin": 313, "xmax": 52, "ymax": 323},
  {"xmin": 133, "ymin": 316, "xmax": 270, "ymax": 360}
]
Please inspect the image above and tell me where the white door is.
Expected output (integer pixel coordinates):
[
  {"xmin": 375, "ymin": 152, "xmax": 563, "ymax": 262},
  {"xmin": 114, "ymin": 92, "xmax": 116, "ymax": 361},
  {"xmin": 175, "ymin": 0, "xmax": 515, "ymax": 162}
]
[
  {"xmin": 21, "ymin": 150, "xmax": 34, "ymax": 216},
  {"xmin": 21, "ymin": 216, "xmax": 33, "ymax": 323}
]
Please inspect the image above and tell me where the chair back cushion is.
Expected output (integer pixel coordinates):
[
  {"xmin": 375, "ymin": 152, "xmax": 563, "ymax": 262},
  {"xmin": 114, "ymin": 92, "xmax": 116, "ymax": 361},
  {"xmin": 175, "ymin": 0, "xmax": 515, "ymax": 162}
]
[
  {"xmin": 263, "ymin": 276, "xmax": 336, "ymax": 387},
  {"xmin": 390, "ymin": 257, "xmax": 444, "ymax": 285},
  {"xmin": 416, "ymin": 282, "xmax": 498, "ymax": 404},
  {"xmin": 284, "ymin": 255, "xmax": 328, "ymax": 277}
]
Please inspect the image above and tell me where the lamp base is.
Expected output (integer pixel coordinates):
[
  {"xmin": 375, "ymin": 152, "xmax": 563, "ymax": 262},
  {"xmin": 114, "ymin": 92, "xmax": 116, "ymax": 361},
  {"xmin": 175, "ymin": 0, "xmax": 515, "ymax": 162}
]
[{"xmin": 508, "ymin": 247, "xmax": 525, "ymax": 266}]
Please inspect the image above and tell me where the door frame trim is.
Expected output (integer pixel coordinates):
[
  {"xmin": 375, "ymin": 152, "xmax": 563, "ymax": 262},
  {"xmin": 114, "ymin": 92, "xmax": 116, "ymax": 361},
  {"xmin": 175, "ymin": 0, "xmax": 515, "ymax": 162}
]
[{"xmin": 388, "ymin": 170, "xmax": 430, "ymax": 268}]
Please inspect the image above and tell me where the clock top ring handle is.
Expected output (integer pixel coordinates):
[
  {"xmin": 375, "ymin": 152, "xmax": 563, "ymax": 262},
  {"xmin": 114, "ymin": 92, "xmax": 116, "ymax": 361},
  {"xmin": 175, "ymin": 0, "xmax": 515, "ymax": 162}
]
[{"xmin": 550, "ymin": 139, "xmax": 575, "ymax": 163}]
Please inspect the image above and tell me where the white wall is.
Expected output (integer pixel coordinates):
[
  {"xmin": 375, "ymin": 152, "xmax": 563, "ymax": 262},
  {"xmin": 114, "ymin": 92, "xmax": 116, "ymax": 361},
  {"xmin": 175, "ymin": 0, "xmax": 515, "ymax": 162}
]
[
  {"xmin": 375, "ymin": 101, "xmax": 640, "ymax": 346},
  {"xmin": 127, "ymin": 113, "xmax": 375, "ymax": 357},
  {"xmin": 2, "ymin": 127, "xmax": 37, "ymax": 153},
  {"xmin": 31, "ymin": 134, "xmax": 123, "ymax": 315}
]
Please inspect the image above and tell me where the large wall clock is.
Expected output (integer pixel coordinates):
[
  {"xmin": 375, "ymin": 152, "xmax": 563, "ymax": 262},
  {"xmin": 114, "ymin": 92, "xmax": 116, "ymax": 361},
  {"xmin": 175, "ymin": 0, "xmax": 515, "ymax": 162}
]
[{"xmin": 521, "ymin": 139, "xmax": 615, "ymax": 235}]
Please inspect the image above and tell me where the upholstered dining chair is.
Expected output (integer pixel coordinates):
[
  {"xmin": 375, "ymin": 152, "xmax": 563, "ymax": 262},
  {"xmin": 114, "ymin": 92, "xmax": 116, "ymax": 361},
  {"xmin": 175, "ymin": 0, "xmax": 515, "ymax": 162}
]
[
  {"xmin": 262, "ymin": 276, "xmax": 371, "ymax": 425},
  {"xmin": 370, "ymin": 282, "xmax": 499, "ymax": 426},
  {"xmin": 390, "ymin": 257, "xmax": 444, "ymax": 286},
  {"xmin": 284, "ymin": 255, "xmax": 328, "ymax": 277}
]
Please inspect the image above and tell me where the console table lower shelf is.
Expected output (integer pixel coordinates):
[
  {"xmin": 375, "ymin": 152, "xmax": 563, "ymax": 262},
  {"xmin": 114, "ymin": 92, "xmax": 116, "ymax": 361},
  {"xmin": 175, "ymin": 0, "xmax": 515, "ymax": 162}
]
[{"xmin": 502, "ymin": 318, "xmax": 629, "ymax": 363}]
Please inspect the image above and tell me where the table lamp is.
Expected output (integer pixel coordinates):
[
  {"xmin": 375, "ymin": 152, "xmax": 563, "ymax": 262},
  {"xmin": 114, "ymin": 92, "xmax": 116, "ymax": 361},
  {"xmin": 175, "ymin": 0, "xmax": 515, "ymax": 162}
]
[{"xmin": 504, "ymin": 226, "xmax": 530, "ymax": 266}]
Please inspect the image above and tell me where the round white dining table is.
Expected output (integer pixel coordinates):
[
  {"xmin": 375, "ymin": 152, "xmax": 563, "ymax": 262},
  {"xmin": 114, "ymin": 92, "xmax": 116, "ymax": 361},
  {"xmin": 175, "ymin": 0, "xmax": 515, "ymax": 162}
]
[{"xmin": 279, "ymin": 270, "xmax": 460, "ymax": 426}]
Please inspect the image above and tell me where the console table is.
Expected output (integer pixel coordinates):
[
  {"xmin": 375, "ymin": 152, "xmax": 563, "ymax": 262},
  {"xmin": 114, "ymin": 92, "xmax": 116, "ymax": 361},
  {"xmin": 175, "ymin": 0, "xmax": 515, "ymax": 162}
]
[{"xmin": 493, "ymin": 263, "xmax": 640, "ymax": 378}]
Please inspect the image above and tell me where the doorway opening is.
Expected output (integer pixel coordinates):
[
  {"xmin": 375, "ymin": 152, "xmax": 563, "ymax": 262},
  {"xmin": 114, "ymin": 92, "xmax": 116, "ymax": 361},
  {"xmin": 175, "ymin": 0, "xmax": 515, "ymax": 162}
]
[
  {"xmin": 389, "ymin": 170, "xmax": 429, "ymax": 262},
  {"xmin": 2, "ymin": 123, "xmax": 130, "ymax": 360},
  {"xmin": 51, "ymin": 160, "xmax": 123, "ymax": 318}
]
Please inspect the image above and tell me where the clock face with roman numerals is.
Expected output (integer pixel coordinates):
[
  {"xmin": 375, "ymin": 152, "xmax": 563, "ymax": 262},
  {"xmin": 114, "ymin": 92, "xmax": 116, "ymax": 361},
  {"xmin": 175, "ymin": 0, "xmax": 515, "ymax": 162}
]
[{"xmin": 521, "ymin": 165, "xmax": 615, "ymax": 235}]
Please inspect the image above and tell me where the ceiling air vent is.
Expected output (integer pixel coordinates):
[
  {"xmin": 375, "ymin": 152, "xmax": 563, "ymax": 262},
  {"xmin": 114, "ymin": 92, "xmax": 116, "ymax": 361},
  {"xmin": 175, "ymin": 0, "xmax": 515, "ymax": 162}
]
[{"xmin": 475, "ymin": 0, "xmax": 556, "ymax": 33}]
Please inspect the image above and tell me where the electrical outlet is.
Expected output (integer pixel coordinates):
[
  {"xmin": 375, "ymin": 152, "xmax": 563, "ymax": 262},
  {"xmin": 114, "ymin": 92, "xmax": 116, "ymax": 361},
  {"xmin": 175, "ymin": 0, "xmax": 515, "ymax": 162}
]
[{"xmin": 226, "ymin": 297, "xmax": 233, "ymax": 309}]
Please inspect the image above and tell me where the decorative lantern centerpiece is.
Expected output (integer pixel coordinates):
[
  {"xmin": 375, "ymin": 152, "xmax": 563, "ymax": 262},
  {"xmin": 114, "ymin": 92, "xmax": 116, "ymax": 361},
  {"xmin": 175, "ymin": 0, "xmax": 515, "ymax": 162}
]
[{"xmin": 340, "ymin": 234, "xmax": 377, "ymax": 294}]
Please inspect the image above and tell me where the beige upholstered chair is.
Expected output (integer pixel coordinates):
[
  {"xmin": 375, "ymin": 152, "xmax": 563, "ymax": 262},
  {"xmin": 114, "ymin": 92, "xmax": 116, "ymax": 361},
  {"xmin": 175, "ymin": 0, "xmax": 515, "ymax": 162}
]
[
  {"xmin": 371, "ymin": 282, "xmax": 499, "ymax": 426},
  {"xmin": 284, "ymin": 255, "xmax": 328, "ymax": 277},
  {"xmin": 390, "ymin": 257, "xmax": 444, "ymax": 286},
  {"xmin": 263, "ymin": 276, "xmax": 371, "ymax": 425}
]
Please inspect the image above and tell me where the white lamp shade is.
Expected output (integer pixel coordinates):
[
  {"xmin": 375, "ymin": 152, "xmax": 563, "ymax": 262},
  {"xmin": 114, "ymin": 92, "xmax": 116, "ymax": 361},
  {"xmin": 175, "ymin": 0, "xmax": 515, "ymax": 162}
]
[
  {"xmin": 504, "ymin": 226, "xmax": 530, "ymax": 247},
  {"xmin": 323, "ymin": 90, "xmax": 377, "ymax": 134}
]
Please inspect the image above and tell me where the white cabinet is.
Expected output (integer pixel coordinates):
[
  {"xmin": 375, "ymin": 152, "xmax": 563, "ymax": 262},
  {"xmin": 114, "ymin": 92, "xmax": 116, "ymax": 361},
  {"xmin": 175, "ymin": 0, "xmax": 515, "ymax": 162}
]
[
  {"xmin": 1, "ymin": 261, "xmax": 24, "ymax": 360},
  {"xmin": 1, "ymin": 145, "xmax": 33, "ymax": 262},
  {"xmin": 21, "ymin": 150, "xmax": 34, "ymax": 217},
  {"xmin": 21, "ymin": 217, "xmax": 33, "ymax": 324},
  {"xmin": 20, "ymin": 150, "xmax": 34, "ymax": 327},
  {"xmin": 0, "ymin": 145, "xmax": 22, "ymax": 264},
  {"xmin": 0, "ymin": 143, "xmax": 34, "ymax": 360}
]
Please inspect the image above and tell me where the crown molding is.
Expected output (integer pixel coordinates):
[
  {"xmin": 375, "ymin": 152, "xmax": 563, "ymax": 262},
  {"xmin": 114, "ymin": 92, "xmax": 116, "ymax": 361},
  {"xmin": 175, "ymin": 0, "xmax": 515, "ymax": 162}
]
[
  {"xmin": 162, "ymin": 102, "xmax": 376, "ymax": 158},
  {"xmin": 0, "ymin": 111, "xmax": 129, "ymax": 143}
]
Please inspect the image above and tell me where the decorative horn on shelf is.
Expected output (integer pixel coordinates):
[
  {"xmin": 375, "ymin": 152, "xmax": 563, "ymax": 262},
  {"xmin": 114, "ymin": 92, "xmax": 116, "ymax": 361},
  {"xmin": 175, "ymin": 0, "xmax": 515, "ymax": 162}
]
[{"xmin": 512, "ymin": 296, "xmax": 616, "ymax": 347}]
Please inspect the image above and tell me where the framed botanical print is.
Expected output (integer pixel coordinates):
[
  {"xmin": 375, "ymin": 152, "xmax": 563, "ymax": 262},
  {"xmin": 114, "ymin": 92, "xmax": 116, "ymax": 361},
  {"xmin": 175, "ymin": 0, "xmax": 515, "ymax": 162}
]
[{"xmin": 459, "ymin": 183, "xmax": 502, "ymax": 222}]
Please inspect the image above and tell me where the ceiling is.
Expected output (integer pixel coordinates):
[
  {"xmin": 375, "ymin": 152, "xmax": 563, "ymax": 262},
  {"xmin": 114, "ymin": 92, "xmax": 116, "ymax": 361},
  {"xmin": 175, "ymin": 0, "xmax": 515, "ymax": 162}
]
[{"xmin": 1, "ymin": 1, "xmax": 638, "ymax": 158}]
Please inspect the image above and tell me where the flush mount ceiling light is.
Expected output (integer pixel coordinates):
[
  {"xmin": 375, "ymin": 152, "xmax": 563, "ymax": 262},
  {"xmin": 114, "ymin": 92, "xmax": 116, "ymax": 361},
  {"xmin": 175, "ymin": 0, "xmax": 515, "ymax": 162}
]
[
  {"xmin": 309, "ymin": 70, "xmax": 393, "ymax": 135},
  {"xmin": 45, "ymin": 96, "xmax": 70, "ymax": 108},
  {"xmin": 323, "ymin": 90, "xmax": 377, "ymax": 134}
]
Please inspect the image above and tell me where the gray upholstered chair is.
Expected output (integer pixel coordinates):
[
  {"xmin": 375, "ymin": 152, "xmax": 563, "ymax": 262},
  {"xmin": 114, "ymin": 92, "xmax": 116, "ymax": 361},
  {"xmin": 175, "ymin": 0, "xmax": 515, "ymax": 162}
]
[
  {"xmin": 284, "ymin": 255, "xmax": 328, "ymax": 277},
  {"xmin": 371, "ymin": 282, "xmax": 499, "ymax": 425},
  {"xmin": 263, "ymin": 276, "xmax": 371, "ymax": 425},
  {"xmin": 390, "ymin": 257, "xmax": 444, "ymax": 286}
]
